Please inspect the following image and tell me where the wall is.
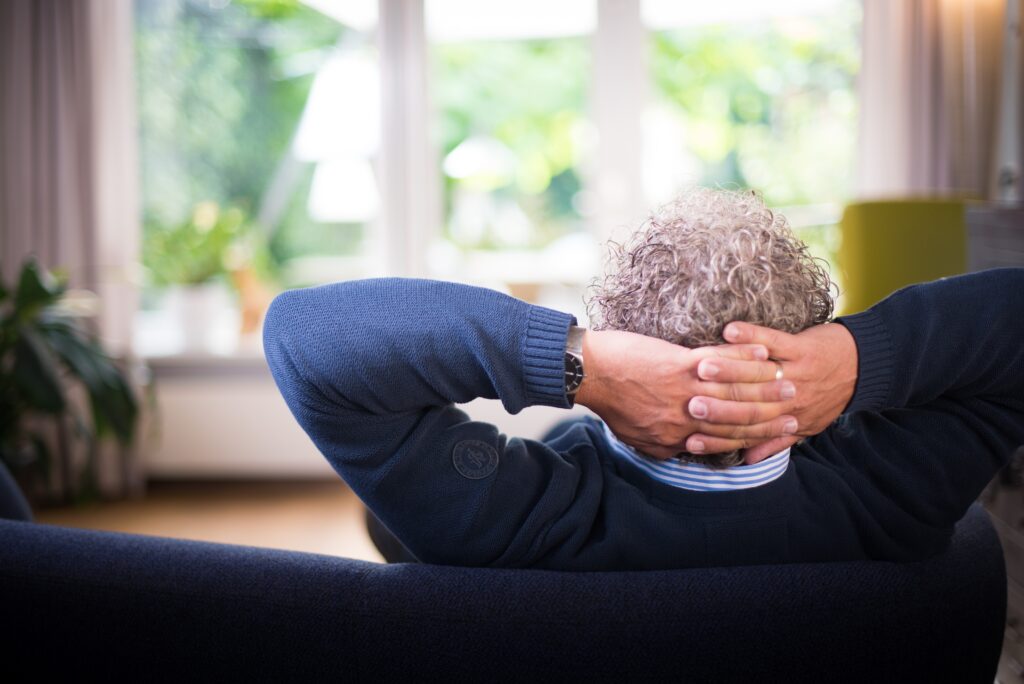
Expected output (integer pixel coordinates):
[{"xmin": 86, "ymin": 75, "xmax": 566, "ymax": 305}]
[{"xmin": 143, "ymin": 356, "xmax": 593, "ymax": 478}]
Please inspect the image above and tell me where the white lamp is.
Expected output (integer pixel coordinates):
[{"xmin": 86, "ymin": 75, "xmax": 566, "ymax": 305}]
[
  {"xmin": 293, "ymin": 51, "xmax": 379, "ymax": 161},
  {"xmin": 307, "ymin": 158, "xmax": 380, "ymax": 223}
]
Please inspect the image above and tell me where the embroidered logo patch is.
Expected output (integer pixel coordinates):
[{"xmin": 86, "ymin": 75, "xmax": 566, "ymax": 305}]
[{"xmin": 452, "ymin": 440, "xmax": 499, "ymax": 480}]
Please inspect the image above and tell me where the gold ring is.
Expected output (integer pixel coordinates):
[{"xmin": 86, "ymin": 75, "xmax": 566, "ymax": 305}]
[{"xmin": 773, "ymin": 360, "xmax": 784, "ymax": 381}]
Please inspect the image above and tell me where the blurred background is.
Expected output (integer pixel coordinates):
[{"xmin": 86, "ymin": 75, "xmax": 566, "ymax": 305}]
[
  {"xmin": 0, "ymin": 0, "xmax": 1021, "ymax": 566},
  {"xmin": 129, "ymin": 0, "xmax": 860, "ymax": 344}
]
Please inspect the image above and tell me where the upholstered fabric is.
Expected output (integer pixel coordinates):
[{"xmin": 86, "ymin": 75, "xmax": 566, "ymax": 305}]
[{"xmin": 0, "ymin": 505, "xmax": 1005, "ymax": 682}]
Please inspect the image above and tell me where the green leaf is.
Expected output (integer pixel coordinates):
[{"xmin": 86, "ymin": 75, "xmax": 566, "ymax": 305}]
[
  {"xmin": 30, "ymin": 432, "xmax": 52, "ymax": 480},
  {"xmin": 13, "ymin": 328, "xmax": 65, "ymax": 413},
  {"xmin": 40, "ymin": 322, "xmax": 137, "ymax": 444},
  {"xmin": 89, "ymin": 370, "xmax": 137, "ymax": 444},
  {"xmin": 14, "ymin": 259, "xmax": 63, "ymax": 320},
  {"xmin": 235, "ymin": 0, "xmax": 301, "ymax": 19}
]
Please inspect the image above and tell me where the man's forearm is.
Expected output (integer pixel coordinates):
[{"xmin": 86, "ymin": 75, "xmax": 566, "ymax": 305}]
[
  {"xmin": 264, "ymin": 277, "xmax": 810, "ymax": 466},
  {"xmin": 264, "ymin": 278, "xmax": 574, "ymax": 428},
  {"xmin": 837, "ymin": 268, "xmax": 1024, "ymax": 411}
]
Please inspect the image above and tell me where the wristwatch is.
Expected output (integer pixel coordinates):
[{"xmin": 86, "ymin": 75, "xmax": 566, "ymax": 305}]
[{"xmin": 564, "ymin": 325, "xmax": 586, "ymax": 405}]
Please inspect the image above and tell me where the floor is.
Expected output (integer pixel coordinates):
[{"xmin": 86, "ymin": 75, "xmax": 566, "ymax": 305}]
[{"xmin": 34, "ymin": 479, "xmax": 385, "ymax": 563}]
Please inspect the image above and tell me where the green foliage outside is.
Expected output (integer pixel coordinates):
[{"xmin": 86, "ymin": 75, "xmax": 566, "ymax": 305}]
[
  {"xmin": 433, "ymin": 39, "xmax": 589, "ymax": 249},
  {"xmin": 651, "ymin": 10, "xmax": 859, "ymax": 206},
  {"xmin": 135, "ymin": 1, "xmax": 858, "ymax": 276},
  {"xmin": 134, "ymin": 0, "xmax": 342, "ymax": 287},
  {"xmin": 432, "ymin": 6, "xmax": 858, "ymax": 256},
  {"xmin": 650, "ymin": 5, "xmax": 861, "ymax": 264},
  {"xmin": 142, "ymin": 201, "xmax": 249, "ymax": 286}
]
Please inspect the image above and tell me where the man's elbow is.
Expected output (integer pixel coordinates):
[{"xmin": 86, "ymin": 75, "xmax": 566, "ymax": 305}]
[{"xmin": 262, "ymin": 289, "xmax": 310, "ymax": 388}]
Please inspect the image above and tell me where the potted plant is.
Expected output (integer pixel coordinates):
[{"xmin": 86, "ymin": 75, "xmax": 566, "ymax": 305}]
[
  {"xmin": 0, "ymin": 259, "xmax": 138, "ymax": 504},
  {"xmin": 143, "ymin": 201, "xmax": 248, "ymax": 352}
]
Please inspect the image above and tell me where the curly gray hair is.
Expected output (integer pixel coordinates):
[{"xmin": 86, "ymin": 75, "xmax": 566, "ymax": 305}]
[{"xmin": 586, "ymin": 187, "xmax": 836, "ymax": 468}]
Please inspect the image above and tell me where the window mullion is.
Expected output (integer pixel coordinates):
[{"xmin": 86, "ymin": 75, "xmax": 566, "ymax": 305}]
[
  {"xmin": 377, "ymin": 0, "xmax": 439, "ymax": 277},
  {"xmin": 591, "ymin": 0, "xmax": 648, "ymax": 246}
]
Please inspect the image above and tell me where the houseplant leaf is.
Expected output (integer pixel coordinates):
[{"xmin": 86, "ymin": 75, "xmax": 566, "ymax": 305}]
[
  {"xmin": 40, "ymin": 321, "xmax": 137, "ymax": 444},
  {"xmin": 12, "ymin": 328, "xmax": 65, "ymax": 414},
  {"xmin": 14, "ymin": 260, "xmax": 63, "ymax": 321}
]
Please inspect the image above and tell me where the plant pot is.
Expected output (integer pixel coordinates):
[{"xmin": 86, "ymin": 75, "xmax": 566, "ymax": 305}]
[{"xmin": 164, "ymin": 283, "xmax": 239, "ymax": 354}]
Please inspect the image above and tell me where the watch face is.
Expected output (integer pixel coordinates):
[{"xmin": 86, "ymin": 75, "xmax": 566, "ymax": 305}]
[{"xmin": 564, "ymin": 353, "xmax": 584, "ymax": 393}]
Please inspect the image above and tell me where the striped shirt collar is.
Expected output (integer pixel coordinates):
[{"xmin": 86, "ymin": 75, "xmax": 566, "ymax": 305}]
[{"xmin": 600, "ymin": 421, "xmax": 791, "ymax": 492}]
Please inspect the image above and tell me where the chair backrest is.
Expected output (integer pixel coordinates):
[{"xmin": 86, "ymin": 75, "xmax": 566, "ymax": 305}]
[
  {"xmin": 838, "ymin": 199, "xmax": 966, "ymax": 314},
  {"xmin": 0, "ymin": 504, "xmax": 1005, "ymax": 682}
]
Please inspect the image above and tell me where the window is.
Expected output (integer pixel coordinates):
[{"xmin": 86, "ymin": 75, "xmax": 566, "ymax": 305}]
[
  {"xmin": 134, "ymin": 0, "xmax": 379, "ymax": 354},
  {"xmin": 133, "ymin": 0, "xmax": 860, "ymax": 355}
]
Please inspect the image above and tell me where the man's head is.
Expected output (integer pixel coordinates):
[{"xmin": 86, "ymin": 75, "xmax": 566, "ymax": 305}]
[{"xmin": 586, "ymin": 187, "xmax": 836, "ymax": 467}]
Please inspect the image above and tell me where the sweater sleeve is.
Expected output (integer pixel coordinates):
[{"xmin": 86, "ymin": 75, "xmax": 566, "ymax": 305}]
[
  {"xmin": 837, "ymin": 268, "xmax": 1024, "ymax": 413},
  {"xmin": 809, "ymin": 268, "xmax": 1024, "ymax": 557},
  {"xmin": 263, "ymin": 278, "xmax": 605, "ymax": 567}
]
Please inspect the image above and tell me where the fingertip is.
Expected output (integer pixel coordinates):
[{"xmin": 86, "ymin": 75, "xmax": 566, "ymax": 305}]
[
  {"xmin": 753, "ymin": 345, "xmax": 768, "ymax": 361},
  {"xmin": 723, "ymin": 323, "xmax": 742, "ymax": 342},
  {"xmin": 780, "ymin": 381, "xmax": 796, "ymax": 399},
  {"xmin": 697, "ymin": 360, "xmax": 719, "ymax": 379},
  {"xmin": 689, "ymin": 397, "xmax": 709, "ymax": 419}
]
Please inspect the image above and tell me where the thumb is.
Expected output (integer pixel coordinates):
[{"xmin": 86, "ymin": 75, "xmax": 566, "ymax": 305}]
[
  {"xmin": 724, "ymin": 322, "xmax": 799, "ymax": 360},
  {"xmin": 699, "ymin": 343, "xmax": 770, "ymax": 362}
]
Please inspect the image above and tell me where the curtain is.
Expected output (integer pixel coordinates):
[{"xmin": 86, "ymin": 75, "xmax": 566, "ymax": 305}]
[
  {"xmin": 0, "ymin": 0, "xmax": 139, "ymax": 352},
  {"xmin": 857, "ymin": 0, "xmax": 1010, "ymax": 199}
]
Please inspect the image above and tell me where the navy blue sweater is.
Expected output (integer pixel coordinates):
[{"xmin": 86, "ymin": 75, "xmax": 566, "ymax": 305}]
[{"xmin": 264, "ymin": 269, "xmax": 1024, "ymax": 570}]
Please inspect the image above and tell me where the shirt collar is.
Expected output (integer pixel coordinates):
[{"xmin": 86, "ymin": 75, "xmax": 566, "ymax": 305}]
[{"xmin": 600, "ymin": 421, "xmax": 791, "ymax": 492}]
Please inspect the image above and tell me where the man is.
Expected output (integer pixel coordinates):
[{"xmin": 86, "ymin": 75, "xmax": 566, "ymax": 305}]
[{"xmin": 264, "ymin": 188, "xmax": 1024, "ymax": 570}]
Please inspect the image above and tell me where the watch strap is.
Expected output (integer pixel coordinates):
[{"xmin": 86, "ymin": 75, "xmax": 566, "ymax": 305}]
[{"xmin": 564, "ymin": 326, "xmax": 586, "ymax": 404}]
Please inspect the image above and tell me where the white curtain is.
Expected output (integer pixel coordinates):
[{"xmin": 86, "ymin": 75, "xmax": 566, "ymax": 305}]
[
  {"xmin": 0, "ymin": 0, "xmax": 139, "ymax": 352},
  {"xmin": 857, "ymin": 0, "xmax": 1010, "ymax": 199}
]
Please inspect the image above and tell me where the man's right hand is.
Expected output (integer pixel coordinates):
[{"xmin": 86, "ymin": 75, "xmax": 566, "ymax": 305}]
[{"xmin": 574, "ymin": 329, "xmax": 800, "ymax": 460}]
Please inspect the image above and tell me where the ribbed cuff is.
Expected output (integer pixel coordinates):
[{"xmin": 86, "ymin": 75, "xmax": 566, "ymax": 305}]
[
  {"xmin": 522, "ymin": 305, "xmax": 576, "ymax": 409},
  {"xmin": 836, "ymin": 309, "xmax": 893, "ymax": 413}
]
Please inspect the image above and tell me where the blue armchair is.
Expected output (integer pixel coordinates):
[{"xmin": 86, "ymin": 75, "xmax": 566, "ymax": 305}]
[{"xmin": 0, "ymin": 461, "xmax": 1006, "ymax": 682}]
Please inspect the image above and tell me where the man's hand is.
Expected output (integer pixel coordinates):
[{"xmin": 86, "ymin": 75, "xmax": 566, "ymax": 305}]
[
  {"xmin": 574, "ymin": 329, "xmax": 799, "ymax": 460},
  {"xmin": 685, "ymin": 321, "xmax": 859, "ymax": 464}
]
